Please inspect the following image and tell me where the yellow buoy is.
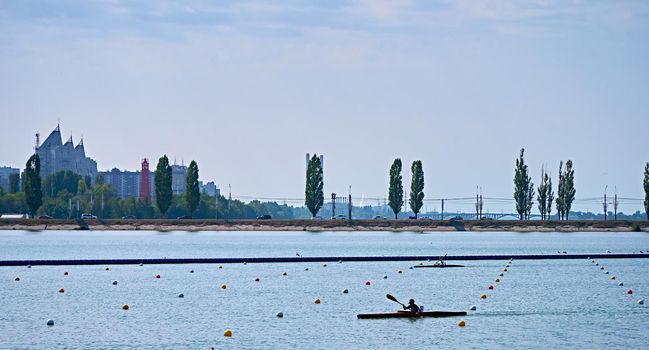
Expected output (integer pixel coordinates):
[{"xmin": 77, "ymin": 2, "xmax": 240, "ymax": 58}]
[
  {"xmin": 221, "ymin": 284, "xmax": 227, "ymax": 289},
  {"xmin": 122, "ymin": 304, "xmax": 129, "ymax": 310},
  {"xmin": 495, "ymin": 278, "xmax": 500, "ymax": 283},
  {"xmin": 58, "ymin": 288, "xmax": 65, "ymax": 293},
  {"xmin": 481, "ymin": 293, "xmax": 487, "ymax": 299},
  {"xmin": 223, "ymin": 329, "xmax": 232, "ymax": 337},
  {"xmin": 314, "ymin": 298, "xmax": 321, "ymax": 304},
  {"xmin": 457, "ymin": 320, "xmax": 466, "ymax": 327}
]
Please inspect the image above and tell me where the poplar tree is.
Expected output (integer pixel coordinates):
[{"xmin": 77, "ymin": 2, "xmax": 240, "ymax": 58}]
[
  {"xmin": 154, "ymin": 155, "xmax": 173, "ymax": 217},
  {"xmin": 388, "ymin": 158, "xmax": 404, "ymax": 220},
  {"xmin": 546, "ymin": 175, "xmax": 554, "ymax": 220},
  {"xmin": 537, "ymin": 168, "xmax": 548, "ymax": 220},
  {"xmin": 409, "ymin": 160, "xmax": 424, "ymax": 219},
  {"xmin": 563, "ymin": 160, "xmax": 576, "ymax": 220},
  {"xmin": 556, "ymin": 162, "xmax": 565, "ymax": 220},
  {"xmin": 514, "ymin": 149, "xmax": 534, "ymax": 220},
  {"xmin": 305, "ymin": 154, "xmax": 324, "ymax": 217},
  {"xmin": 24, "ymin": 154, "xmax": 43, "ymax": 218},
  {"xmin": 643, "ymin": 162, "xmax": 648, "ymax": 220},
  {"xmin": 185, "ymin": 160, "xmax": 200, "ymax": 218}
]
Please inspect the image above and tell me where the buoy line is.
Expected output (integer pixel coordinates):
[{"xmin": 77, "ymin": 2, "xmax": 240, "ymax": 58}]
[{"xmin": 588, "ymin": 258, "xmax": 644, "ymax": 306}]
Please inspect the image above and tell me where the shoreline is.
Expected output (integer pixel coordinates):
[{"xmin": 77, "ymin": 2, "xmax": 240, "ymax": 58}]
[{"xmin": 0, "ymin": 219, "xmax": 647, "ymax": 232}]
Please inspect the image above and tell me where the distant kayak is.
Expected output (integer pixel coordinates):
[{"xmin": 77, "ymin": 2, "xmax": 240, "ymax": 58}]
[
  {"xmin": 412, "ymin": 264, "xmax": 465, "ymax": 268},
  {"xmin": 357, "ymin": 311, "xmax": 467, "ymax": 319}
]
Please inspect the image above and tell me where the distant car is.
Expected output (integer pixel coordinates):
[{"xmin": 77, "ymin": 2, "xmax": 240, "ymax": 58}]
[
  {"xmin": 450, "ymin": 216, "xmax": 463, "ymax": 221},
  {"xmin": 38, "ymin": 215, "xmax": 53, "ymax": 219},
  {"xmin": 80, "ymin": 213, "xmax": 97, "ymax": 219},
  {"xmin": 121, "ymin": 215, "xmax": 136, "ymax": 220},
  {"xmin": 373, "ymin": 215, "xmax": 387, "ymax": 220},
  {"xmin": 409, "ymin": 215, "xmax": 417, "ymax": 220},
  {"xmin": 332, "ymin": 215, "xmax": 346, "ymax": 220},
  {"xmin": 310, "ymin": 216, "xmax": 324, "ymax": 220},
  {"xmin": 256, "ymin": 214, "xmax": 272, "ymax": 220},
  {"xmin": 480, "ymin": 216, "xmax": 494, "ymax": 221},
  {"xmin": 176, "ymin": 215, "xmax": 191, "ymax": 220}
]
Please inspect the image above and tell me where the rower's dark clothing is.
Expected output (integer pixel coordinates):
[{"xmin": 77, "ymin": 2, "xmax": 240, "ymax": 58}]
[{"xmin": 404, "ymin": 302, "xmax": 421, "ymax": 313}]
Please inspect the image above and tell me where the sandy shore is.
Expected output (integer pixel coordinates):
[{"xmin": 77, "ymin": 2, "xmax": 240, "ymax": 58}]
[{"xmin": 0, "ymin": 219, "xmax": 647, "ymax": 232}]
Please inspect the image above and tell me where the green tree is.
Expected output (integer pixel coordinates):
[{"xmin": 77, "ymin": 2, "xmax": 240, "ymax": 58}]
[
  {"xmin": 556, "ymin": 162, "xmax": 565, "ymax": 220},
  {"xmin": 185, "ymin": 160, "xmax": 200, "ymax": 218},
  {"xmin": 24, "ymin": 154, "xmax": 43, "ymax": 218},
  {"xmin": 304, "ymin": 154, "xmax": 324, "ymax": 217},
  {"xmin": 154, "ymin": 155, "xmax": 173, "ymax": 217},
  {"xmin": 563, "ymin": 160, "xmax": 576, "ymax": 220},
  {"xmin": 8, "ymin": 173, "xmax": 20, "ymax": 193},
  {"xmin": 546, "ymin": 175, "xmax": 554, "ymax": 220},
  {"xmin": 537, "ymin": 168, "xmax": 548, "ymax": 220},
  {"xmin": 514, "ymin": 149, "xmax": 534, "ymax": 220},
  {"xmin": 409, "ymin": 160, "xmax": 424, "ymax": 219},
  {"xmin": 388, "ymin": 158, "xmax": 404, "ymax": 220},
  {"xmin": 644, "ymin": 162, "xmax": 649, "ymax": 220}
]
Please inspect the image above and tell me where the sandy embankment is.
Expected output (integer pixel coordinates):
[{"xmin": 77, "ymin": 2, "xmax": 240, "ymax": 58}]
[{"xmin": 0, "ymin": 219, "xmax": 646, "ymax": 232}]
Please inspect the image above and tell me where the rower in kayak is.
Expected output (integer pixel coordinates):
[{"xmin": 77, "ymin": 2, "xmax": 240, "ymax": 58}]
[{"xmin": 403, "ymin": 299, "xmax": 421, "ymax": 313}]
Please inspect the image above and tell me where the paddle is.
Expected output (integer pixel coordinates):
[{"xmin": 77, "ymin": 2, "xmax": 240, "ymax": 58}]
[{"xmin": 386, "ymin": 294, "xmax": 406, "ymax": 308}]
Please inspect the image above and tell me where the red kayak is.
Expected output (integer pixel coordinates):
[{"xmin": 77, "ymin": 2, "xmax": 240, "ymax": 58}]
[{"xmin": 357, "ymin": 311, "xmax": 467, "ymax": 319}]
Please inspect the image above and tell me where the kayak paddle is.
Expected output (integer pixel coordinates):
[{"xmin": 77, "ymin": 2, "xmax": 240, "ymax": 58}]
[{"xmin": 386, "ymin": 294, "xmax": 406, "ymax": 308}]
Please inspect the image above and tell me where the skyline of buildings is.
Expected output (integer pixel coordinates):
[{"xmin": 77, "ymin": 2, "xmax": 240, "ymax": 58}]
[{"xmin": 0, "ymin": 124, "xmax": 220, "ymax": 199}]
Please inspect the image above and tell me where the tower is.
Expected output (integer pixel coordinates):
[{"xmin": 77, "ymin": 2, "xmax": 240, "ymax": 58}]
[{"xmin": 139, "ymin": 158, "xmax": 151, "ymax": 201}]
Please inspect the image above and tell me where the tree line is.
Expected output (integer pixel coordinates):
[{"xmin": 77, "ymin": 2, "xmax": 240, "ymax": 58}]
[
  {"xmin": 1, "ymin": 154, "xmax": 295, "ymax": 220},
  {"xmin": 4, "ymin": 152, "xmax": 649, "ymax": 220}
]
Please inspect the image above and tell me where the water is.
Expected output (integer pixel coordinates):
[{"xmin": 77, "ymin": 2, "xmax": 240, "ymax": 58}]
[{"xmin": 1, "ymin": 231, "xmax": 648, "ymax": 349}]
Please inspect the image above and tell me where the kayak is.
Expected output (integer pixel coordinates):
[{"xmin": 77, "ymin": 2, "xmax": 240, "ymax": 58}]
[
  {"xmin": 357, "ymin": 311, "xmax": 467, "ymax": 319},
  {"xmin": 412, "ymin": 264, "xmax": 465, "ymax": 268}
]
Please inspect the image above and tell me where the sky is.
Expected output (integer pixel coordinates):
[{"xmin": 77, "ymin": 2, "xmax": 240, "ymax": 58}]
[{"xmin": 1, "ymin": 0, "xmax": 648, "ymax": 213}]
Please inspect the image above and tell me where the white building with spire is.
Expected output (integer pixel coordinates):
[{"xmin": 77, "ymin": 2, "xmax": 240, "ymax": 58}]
[{"xmin": 35, "ymin": 124, "xmax": 98, "ymax": 180}]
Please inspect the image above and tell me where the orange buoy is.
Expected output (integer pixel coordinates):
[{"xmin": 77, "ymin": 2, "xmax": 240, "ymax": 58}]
[
  {"xmin": 314, "ymin": 298, "xmax": 321, "ymax": 304},
  {"xmin": 223, "ymin": 329, "xmax": 232, "ymax": 337},
  {"xmin": 122, "ymin": 304, "xmax": 129, "ymax": 310},
  {"xmin": 58, "ymin": 288, "xmax": 65, "ymax": 293},
  {"xmin": 481, "ymin": 293, "xmax": 487, "ymax": 299},
  {"xmin": 221, "ymin": 284, "xmax": 227, "ymax": 289},
  {"xmin": 457, "ymin": 320, "xmax": 466, "ymax": 327}
]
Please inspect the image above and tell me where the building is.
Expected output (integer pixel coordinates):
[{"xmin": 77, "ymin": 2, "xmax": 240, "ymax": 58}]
[
  {"xmin": 171, "ymin": 164, "xmax": 187, "ymax": 195},
  {"xmin": 100, "ymin": 168, "xmax": 154, "ymax": 200},
  {"xmin": 199, "ymin": 181, "xmax": 220, "ymax": 197},
  {"xmin": 35, "ymin": 125, "xmax": 98, "ymax": 180},
  {"xmin": 0, "ymin": 166, "xmax": 20, "ymax": 192}
]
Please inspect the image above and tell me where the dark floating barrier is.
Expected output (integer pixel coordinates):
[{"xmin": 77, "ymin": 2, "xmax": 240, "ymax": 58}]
[{"xmin": 0, "ymin": 253, "xmax": 647, "ymax": 267}]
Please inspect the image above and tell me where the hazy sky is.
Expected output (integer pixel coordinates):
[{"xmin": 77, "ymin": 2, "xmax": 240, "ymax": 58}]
[{"xmin": 1, "ymin": 1, "xmax": 648, "ymax": 213}]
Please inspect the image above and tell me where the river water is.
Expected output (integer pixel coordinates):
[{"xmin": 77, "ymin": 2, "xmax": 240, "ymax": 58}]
[{"xmin": 1, "ymin": 230, "xmax": 648, "ymax": 349}]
